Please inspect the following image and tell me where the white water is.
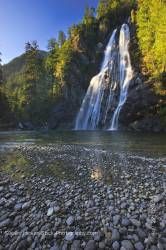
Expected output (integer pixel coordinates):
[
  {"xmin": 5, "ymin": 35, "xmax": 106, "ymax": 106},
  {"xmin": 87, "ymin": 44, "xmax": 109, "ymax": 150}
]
[
  {"xmin": 109, "ymin": 24, "xmax": 133, "ymax": 130},
  {"xmin": 75, "ymin": 23, "xmax": 133, "ymax": 130}
]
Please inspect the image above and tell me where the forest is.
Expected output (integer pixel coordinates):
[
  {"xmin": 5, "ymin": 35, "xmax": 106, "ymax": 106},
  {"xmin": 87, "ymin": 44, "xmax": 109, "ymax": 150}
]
[{"xmin": 0, "ymin": 0, "xmax": 165, "ymax": 130}]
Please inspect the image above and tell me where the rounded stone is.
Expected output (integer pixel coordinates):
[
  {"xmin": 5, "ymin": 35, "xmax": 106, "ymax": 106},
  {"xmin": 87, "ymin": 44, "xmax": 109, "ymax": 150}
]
[
  {"xmin": 66, "ymin": 216, "xmax": 74, "ymax": 226},
  {"xmin": 99, "ymin": 241, "xmax": 105, "ymax": 249},
  {"xmin": 134, "ymin": 242, "xmax": 144, "ymax": 250},
  {"xmin": 85, "ymin": 240, "xmax": 96, "ymax": 250},
  {"xmin": 47, "ymin": 207, "xmax": 54, "ymax": 216},
  {"xmin": 112, "ymin": 241, "xmax": 120, "ymax": 250},
  {"xmin": 121, "ymin": 240, "xmax": 134, "ymax": 250},
  {"xmin": 65, "ymin": 232, "xmax": 75, "ymax": 241},
  {"xmin": 111, "ymin": 229, "xmax": 120, "ymax": 242},
  {"xmin": 122, "ymin": 218, "xmax": 130, "ymax": 227}
]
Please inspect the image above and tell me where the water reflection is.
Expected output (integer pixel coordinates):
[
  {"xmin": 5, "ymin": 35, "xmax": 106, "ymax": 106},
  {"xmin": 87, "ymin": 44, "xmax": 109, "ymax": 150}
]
[
  {"xmin": 0, "ymin": 130, "xmax": 165, "ymax": 185},
  {"xmin": 0, "ymin": 152, "xmax": 31, "ymax": 181},
  {"xmin": 90, "ymin": 149, "xmax": 113, "ymax": 184},
  {"xmin": 0, "ymin": 131, "xmax": 166, "ymax": 156},
  {"xmin": 0, "ymin": 151, "xmax": 77, "ymax": 181},
  {"xmin": 91, "ymin": 168, "xmax": 102, "ymax": 180}
]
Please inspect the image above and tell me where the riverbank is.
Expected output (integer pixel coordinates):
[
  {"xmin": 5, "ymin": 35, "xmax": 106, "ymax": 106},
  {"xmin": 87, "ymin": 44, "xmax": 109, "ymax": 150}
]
[{"xmin": 0, "ymin": 144, "xmax": 165, "ymax": 250}]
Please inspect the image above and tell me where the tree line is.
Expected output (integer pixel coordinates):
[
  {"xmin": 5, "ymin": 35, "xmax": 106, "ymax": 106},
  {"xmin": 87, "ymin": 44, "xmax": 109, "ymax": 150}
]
[{"xmin": 0, "ymin": 0, "xmax": 165, "ymax": 128}]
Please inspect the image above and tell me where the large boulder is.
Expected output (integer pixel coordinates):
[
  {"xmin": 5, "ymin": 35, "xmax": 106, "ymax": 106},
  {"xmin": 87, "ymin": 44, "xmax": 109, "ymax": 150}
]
[{"xmin": 119, "ymin": 79, "xmax": 159, "ymax": 130}]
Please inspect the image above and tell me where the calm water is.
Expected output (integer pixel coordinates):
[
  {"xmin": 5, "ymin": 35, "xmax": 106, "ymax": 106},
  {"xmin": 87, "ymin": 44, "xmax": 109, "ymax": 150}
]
[
  {"xmin": 0, "ymin": 130, "xmax": 165, "ymax": 183},
  {"xmin": 0, "ymin": 130, "xmax": 166, "ymax": 155}
]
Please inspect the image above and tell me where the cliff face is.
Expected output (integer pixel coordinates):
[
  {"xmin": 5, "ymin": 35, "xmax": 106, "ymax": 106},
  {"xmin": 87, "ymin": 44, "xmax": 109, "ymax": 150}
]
[
  {"xmin": 1, "ymin": 1, "xmax": 165, "ymax": 132},
  {"xmin": 120, "ymin": 77, "xmax": 164, "ymax": 132},
  {"xmin": 2, "ymin": 27, "xmax": 164, "ymax": 132},
  {"xmin": 48, "ymin": 23, "xmax": 165, "ymax": 132}
]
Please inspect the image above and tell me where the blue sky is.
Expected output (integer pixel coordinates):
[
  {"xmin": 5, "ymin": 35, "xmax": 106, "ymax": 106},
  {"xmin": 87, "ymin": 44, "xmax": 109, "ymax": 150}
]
[{"xmin": 0, "ymin": 0, "xmax": 99, "ymax": 64}]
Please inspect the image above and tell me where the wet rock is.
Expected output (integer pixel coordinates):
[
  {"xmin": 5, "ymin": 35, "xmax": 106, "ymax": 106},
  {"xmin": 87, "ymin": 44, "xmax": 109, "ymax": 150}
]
[{"xmin": 97, "ymin": 42, "xmax": 103, "ymax": 49}]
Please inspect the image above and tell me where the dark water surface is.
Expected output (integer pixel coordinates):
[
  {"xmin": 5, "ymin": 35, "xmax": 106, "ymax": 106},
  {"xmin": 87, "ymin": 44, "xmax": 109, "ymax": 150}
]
[
  {"xmin": 0, "ymin": 130, "xmax": 166, "ymax": 155},
  {"xmin": 0, "ymin": 131, "xmax": 165, "ymax": 182}
]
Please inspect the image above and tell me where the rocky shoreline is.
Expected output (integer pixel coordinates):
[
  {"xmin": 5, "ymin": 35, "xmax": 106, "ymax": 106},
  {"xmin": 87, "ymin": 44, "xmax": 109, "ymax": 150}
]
[{"xmin": 0, "ymin": 144, "xmax": 165, "ymax": 250}]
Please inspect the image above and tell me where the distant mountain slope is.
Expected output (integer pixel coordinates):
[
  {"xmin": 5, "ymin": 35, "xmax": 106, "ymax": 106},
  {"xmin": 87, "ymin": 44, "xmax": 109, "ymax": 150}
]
[{"xmin": 2, "ymin": 50, "xmax": 47, "ymax": 80}]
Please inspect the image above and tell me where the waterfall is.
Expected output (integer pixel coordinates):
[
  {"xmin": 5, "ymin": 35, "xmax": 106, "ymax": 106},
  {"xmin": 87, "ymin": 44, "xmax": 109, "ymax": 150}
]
[
  {"xmin": 109, "ymin": 24, "xmax": 133, "ymax": 130},
  {"xmin": 75, "ymin": 23, "xmax": 133, "ymax": 131}
]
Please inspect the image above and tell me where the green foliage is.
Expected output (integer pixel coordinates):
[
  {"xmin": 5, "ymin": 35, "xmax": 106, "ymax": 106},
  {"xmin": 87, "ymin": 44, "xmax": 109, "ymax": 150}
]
[
  {"xmin": 55, "ymin": 40, "xmax": 73, "ymax": 83},
  {"xmin": 97, "ymin": 0, "xmax": 136, "ymax": 37},
  {"xmin": 46, "ymin": 38, "xmax": 59, "ymax": 74},
  {"xmin": 5, "ymin": 42, "xmax": 52, "ymax": 125},
  {"xmin": 97, "ymin": 0, "xmax": 136, "ymax": 20},
  {"xmin": 82, "ymin": 6, "xmax": 96, "ymax": 25},
  {"xmin": 45, "ymin": 38, "xmax": 62, "ymax": 98},
  {"xmin": 136, "ymin": 0, "xmax": 166, "ymax": 77},
  {"xmin": 2, "ymin": 50, "xmax": 47, "ymax": 81},
  {"xmin": 1, "ymin": 0, "xmax": 165, "ymax": 128},
  {"xmin": 58, "ymin": 31, "xmax": 66, "ymax": 47}
]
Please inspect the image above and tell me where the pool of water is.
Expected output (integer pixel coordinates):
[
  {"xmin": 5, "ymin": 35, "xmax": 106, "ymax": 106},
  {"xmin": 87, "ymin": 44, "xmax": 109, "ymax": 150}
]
[
  {"xmin": 0, "ymin": 130, "xmax": 165, "ymax": 183},
  {"xmin": 0, "ymin": 130, "xmax": 166, "ymax": 155}
]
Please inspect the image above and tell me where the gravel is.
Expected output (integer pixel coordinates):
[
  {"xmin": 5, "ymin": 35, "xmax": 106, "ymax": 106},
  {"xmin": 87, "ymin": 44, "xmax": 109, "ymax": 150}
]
[{"xmin": 0, "ymin": 144, "xmax": 165, "ymax": 249}]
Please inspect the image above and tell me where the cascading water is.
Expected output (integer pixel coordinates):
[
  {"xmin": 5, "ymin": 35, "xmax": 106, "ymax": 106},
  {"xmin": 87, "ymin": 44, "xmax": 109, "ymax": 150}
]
[
  {"xmin": 109, "ymin": 24, "xmax": 133, "ymax": 130},
  {"xmin": 74, "ymin": 29, "xmax": 117, "ymax": 130},
  {"xmin": 75, "ymin": 23, "xmax": 133, "ymax": 131}
]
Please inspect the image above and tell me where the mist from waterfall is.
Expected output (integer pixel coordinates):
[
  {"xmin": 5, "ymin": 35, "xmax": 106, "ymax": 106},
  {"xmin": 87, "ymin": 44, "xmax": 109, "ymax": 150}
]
[{"xmin": 75, "ymin": 23, "xmax": 133, "ymax": 131}]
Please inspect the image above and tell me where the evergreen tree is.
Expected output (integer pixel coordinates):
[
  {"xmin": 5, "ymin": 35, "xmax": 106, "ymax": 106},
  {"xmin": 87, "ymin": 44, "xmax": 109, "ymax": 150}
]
[
  {"xmin": 58, "ymin": 31, "xmax": 66, "ymax": 47},
  {"xmin": 45, "ymin": 38, "xmax": 61, "ymax": 98},
  {"xmin": 5, "ymin": 41, "xmax": 51, "ymax": 124},
  {"xmin": 83, "ymin": 6, "xmax": 96, "ymax": 25},
  {"xmin": 136, "ymin": 0, "xmax": 166, "ymax": 78}
]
